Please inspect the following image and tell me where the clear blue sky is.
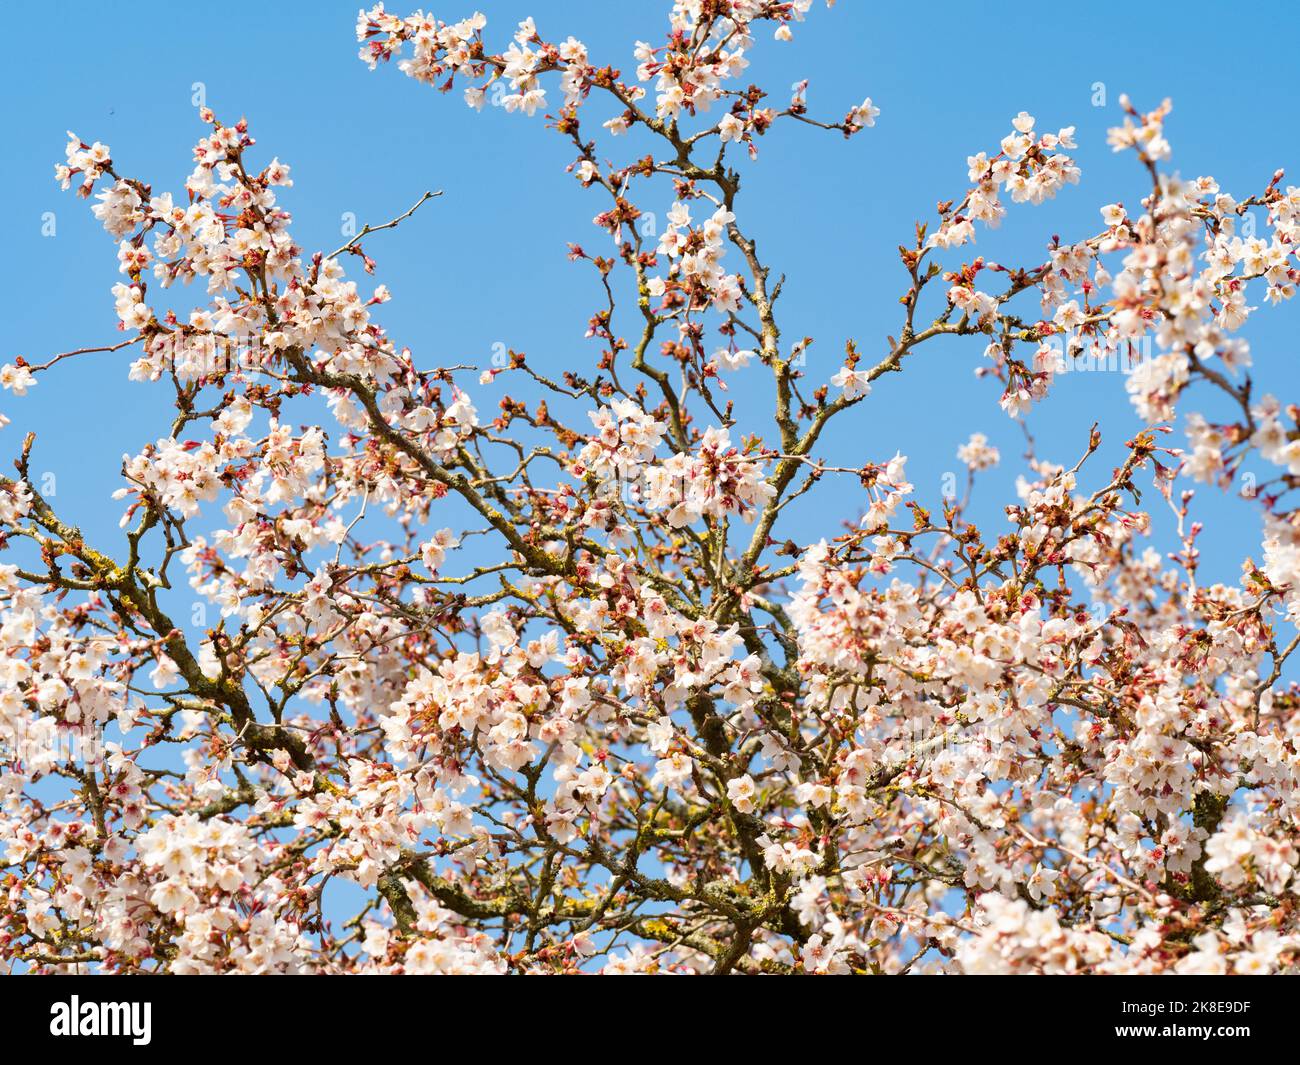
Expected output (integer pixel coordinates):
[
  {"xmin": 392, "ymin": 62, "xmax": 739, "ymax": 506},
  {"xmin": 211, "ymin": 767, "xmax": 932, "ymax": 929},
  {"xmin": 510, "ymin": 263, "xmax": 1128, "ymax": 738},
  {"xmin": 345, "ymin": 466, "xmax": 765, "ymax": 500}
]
[{"xmin": 3, "ymin": 0, "xmax": 1296, "ymax": 590}]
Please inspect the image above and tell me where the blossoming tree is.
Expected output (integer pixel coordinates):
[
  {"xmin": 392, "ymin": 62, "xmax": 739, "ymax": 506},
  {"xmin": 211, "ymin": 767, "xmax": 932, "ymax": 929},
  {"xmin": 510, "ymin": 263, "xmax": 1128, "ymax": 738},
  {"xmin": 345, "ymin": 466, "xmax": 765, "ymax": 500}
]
[{"xmin": 3, "ymin": 1, "xmax": 1299, "ymax": 975}]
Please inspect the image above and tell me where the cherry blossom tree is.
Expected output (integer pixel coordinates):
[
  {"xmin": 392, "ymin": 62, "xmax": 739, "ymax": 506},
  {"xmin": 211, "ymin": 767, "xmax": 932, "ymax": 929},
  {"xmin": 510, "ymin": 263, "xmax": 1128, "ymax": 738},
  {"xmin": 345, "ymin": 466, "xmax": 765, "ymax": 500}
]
[{"xmin": 3, "ymin": 1, "xmax": 1299, "ymax": 975}]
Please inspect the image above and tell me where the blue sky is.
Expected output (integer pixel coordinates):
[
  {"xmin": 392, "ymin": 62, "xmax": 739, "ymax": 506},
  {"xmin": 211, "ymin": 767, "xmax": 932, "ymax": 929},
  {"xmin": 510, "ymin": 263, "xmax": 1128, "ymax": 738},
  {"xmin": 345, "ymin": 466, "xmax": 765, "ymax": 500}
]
[{"xmin": 3, "ymin": 0, "xmax": 1295, "ymax": 597}]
